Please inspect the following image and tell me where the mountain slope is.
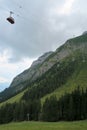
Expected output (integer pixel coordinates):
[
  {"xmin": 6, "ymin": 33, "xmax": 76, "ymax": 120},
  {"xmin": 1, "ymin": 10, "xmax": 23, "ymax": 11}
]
[
  {"xmin": 41, "ymin": 58, "xmax": 87, "ymax": 103},
  {"xmin": 0, "ymin": 33, "xmax": 87, "ymax": 103},
  {"xmin": 22, "ymin": 50, "xmax": 87, "ymax": 101},
  {"xmin": 0, "ymin": 53, "xmax": 86, "ymax": 106}
]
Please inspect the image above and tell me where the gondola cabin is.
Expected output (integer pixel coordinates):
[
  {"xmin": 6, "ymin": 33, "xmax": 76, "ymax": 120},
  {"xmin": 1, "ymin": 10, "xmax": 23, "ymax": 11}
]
[{"xmin": 7, "ymin": 17, "xmax": 15, "ymax": 24}]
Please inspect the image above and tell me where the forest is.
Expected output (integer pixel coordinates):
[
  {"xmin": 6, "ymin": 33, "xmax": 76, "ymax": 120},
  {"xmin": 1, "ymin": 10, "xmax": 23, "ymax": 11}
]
[{"xmin": 0, "ymin": 87, "xmax": 87, "ymax": 124}]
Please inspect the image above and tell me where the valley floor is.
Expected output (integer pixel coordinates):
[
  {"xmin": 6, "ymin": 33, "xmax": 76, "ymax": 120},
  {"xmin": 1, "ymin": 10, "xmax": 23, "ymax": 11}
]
[{"xmin": 0, "ymin": 120, "xmax": 87, "ymax": 130}]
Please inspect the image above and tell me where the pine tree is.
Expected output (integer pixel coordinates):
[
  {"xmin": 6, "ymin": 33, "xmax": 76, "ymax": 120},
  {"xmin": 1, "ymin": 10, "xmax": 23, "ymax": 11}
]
[{"xmin": 42, "ymin": 96, "xmax": 58, "ymax": 121}]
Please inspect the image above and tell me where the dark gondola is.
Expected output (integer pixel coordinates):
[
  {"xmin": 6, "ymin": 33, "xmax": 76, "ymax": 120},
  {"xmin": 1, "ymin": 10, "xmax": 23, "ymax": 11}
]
[
  {"xmin": 6, "ymin": 11, "xmax": 15, "ymax": 24},
  {"xmin": 7, "ymin": 17, "xmax": 15, "ymax": 24}
]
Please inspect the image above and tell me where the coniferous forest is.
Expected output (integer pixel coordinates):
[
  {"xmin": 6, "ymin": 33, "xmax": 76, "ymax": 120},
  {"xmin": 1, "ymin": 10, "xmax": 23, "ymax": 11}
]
[{"xmin": 0, "ymin": 87, "xmax": 87, "ymax": 124}]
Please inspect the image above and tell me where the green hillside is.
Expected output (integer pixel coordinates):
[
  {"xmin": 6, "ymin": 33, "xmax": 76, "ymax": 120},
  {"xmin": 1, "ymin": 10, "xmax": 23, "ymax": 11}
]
[
  {"xmin": 41, "ymin": 60, "xmax": 87, "ymax": 103},
  {"xmin": 1, "ymin": 58, "xmax": 86, "ymax": 106},
  {"xmin": 0, "ymin": 120, "xmax": 87, "ymax": 130},
  {"xmin": 0, "ymin": 51, "xmax": 87, "ymax": 106},
  {"xmin": 0, "ymin": 90, "xmax": 25, "ymax": 106}
]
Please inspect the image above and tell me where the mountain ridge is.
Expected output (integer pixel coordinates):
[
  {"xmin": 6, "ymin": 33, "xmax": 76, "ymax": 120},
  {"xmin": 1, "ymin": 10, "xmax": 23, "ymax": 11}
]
[{"xmin": 0, "ymin": 33, "xmax": 87, "ymax": 103}]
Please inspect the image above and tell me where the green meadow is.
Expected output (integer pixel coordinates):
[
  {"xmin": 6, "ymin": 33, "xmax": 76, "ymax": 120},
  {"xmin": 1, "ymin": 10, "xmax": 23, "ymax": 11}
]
[{"xmin": 0, "ymin": 120, "xmax": 87, "ymax": 130}]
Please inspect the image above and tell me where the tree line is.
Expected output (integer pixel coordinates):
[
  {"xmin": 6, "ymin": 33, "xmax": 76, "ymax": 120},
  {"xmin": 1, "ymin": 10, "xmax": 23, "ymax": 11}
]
[
  {"xmin": 0, "ymin": 99, "xmax": 41, "ymax": 124},
  {"xmin": 0, "ymin": 87, "xmax": 87, "ymax": 124},
  {"xmin": 42, "ymin": 87, "xmax": 87, "ymax": 121}
]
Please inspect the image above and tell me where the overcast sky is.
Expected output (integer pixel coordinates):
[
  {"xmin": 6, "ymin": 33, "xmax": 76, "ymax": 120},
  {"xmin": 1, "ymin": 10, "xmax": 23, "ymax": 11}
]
[{"xmin": 0, "ymin": 0, "xmax": 87, "ymax": 91}]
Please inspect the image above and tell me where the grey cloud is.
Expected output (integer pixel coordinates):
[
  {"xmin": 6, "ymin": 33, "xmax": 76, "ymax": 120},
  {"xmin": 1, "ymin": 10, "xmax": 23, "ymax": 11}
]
[{"xmin": 0, "ymin": 0, "xmax": 87, "ymax": 62}]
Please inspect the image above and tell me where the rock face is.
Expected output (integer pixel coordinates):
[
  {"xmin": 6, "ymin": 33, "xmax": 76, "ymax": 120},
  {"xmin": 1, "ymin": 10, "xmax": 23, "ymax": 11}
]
[
  {"xmin": 10, "ymin": 51, "xmax": 53, "ymax": 89},
  {"xmin": 82, "ymin": 31, "xmax": 87, "ymax": 35},
  {"xmin": 31, "ymin": 52, "xmax": 53, "ymax": 67},
  {"xmin": 0, "ymin": 32, "xmax": 87, "ymax": 100}
]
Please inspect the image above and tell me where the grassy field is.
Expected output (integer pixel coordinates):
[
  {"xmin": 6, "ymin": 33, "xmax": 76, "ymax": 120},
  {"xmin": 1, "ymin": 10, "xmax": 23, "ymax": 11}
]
[{"xmin": 0, "ymin": 120, "xmax": 87, "ymax": 130}]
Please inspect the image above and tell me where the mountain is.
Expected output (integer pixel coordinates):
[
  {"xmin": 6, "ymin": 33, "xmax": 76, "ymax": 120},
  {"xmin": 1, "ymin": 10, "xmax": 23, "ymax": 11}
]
[
  {"xmin": 0, "ymin": 33, "xmax": 87, "ymax": 103},
  {"xmin": 82, "ymin": 31, "xmax": 87, "ymax": 35},
  {"xmin": 0, "ymin": 83, "xmax": 9, "ymax": 92},
  {"xmin": 10, "ymin": 51, "xmax": 53, "ymax": 89}
]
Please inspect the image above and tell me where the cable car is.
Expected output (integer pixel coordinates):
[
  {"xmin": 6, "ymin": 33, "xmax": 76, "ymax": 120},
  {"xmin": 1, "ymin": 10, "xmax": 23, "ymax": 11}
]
[
  {"xmin": 7, "ymin": 11, "xmax": 15, "ymax": 24},
  {"xmin": 7, "ymin": 17, "xmax": 15, "ymax": 24}
]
